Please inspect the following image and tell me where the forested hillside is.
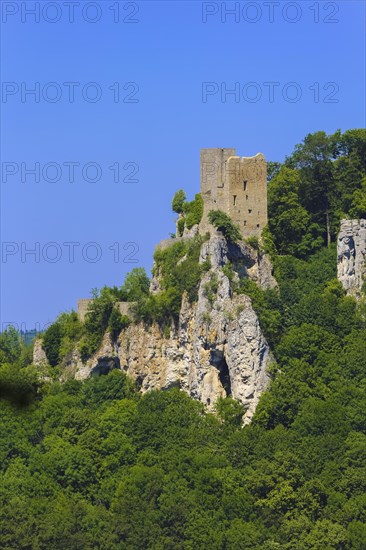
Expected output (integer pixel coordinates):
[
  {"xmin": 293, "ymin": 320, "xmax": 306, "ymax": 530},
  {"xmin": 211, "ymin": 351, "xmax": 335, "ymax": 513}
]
[{"xmin": 1, "ymin": 130, "xmax": 366, "ymax": 549}]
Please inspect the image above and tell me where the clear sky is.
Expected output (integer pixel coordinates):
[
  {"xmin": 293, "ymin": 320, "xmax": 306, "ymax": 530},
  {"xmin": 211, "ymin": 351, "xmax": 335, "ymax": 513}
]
[{"xmin": 1, "ymin": 0, "xmax": 365, "ymax": 331}]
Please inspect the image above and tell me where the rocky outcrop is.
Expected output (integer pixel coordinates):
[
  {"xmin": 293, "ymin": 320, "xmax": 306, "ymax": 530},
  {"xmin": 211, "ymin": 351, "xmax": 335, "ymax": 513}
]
[
  {"xmin": 35, "ymin": 234, "xmax": 276, "ymax": 424},
  {"xmin": 33, "ymin": 338, "xmax": 48, "ymax": 365},
  {"xmin": 337, "ymin": 219, "xmax": 366, "ymax": 297}
]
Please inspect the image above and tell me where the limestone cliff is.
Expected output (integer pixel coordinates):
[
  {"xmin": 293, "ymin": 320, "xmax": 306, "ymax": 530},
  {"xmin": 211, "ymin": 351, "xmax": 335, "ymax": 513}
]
[
  {"xmin": 337, "ymin": 219, "xmax": 366, "ymax": 297},
  {"xmin": 35, "ymin": 234, "xmax": 276, "ymax": 424}
]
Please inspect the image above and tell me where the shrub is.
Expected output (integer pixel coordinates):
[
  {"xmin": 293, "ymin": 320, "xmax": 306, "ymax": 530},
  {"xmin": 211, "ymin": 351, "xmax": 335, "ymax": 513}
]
[
  {"xmin": 203, "ymin": 273, "xmax": 219, "ymax": 306},
  {"xmin": 261, "ymin": 225, "xmax": 277, "ymax": 257},
  {"xmin": 0, "ymin": 326, "xmax": 22, "ymax": 364},
  {"xmin": 215, "ymin": 397, "xmax": 245, "ymax": 427},
  {"xmin": 184, "ymin": 194, "xmax": 204, "ymax": 229},
  {"xmin": 239, "ymin": 278, "xmax": 282, "ymax": 346},
  {"xmin": 177, "ymin": 217, "xmax": 185, "ymax": 237},
  {"xmin": 200, "ymin": 312, "xmax": 212, "ymax": 324},
  {"xmin": 222, "ymin": 262, "xmax": 237, "ymax": 286},
  {"xmin": 108, "ymin": 308, "xmax": 131, "ymax": 342},
  {"xmin": 172, "ymin": 189, "xmax": 186, "ymax": 214},
  {"xmin": 42, "ymin": 324, "xmax": 63, "ymax": 367},
  {"xmin": 246, "ymin": 236, "xmax": 260, "ymax": 251},
  {"xmin": 43, "ymin": 312, "xmax": 82, "ymax": 367},
  {"xmin": 208, "ymin": 210, "xmax": 242, "ymax": 242},
  {"xmin": 80, "ymin": 290, "xmax": 116, "ymax": 360},
  {"xmin": 120, "ymin": 268, "xmax": 150, "ymax": 302},
  {"xmin": 136, "ymin": 236, "xmax": 209, "ymax": 326}
]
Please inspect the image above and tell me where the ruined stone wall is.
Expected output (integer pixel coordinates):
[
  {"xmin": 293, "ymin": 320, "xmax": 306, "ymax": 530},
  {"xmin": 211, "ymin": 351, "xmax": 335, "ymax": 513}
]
[
  {"xmin": 227, "ymin": 153, "xmax": 267, "ymax": 237},
  {"xmin": 199, "ymin": 148, "xmax": 267, "ymax": 237},
  {"xmin": 77, "ymin": 299, "xmax": 93, "ymax": 322},
  {"xmin": 77, "ymin": 299, "xmax": 135, "ymax": 322},
  {"xmin": 200, "ymin": 148, "xmax": 236, "ymax": 234},
  {"xmin": 118, "ymin": 302, "xmax": 136, "ymax": 318}
]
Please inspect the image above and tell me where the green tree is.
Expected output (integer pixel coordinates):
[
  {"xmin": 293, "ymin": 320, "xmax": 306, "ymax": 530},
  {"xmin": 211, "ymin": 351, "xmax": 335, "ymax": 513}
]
[
  {"xmin": 268, "ymin": 167, "xmax": 323, "ymax": 256},
  {"xmin": 120, "ymin": 268, "xmax": 150, "ymax": 302},
  {"xmin": 172, "ymin": 189, "xmax": 186, "ymax": 213},
  {"xmin": 349, "ymin": 176, "xmax": 366, "ymax": 219},
  {"xmin": 0, "ymin": 326, "xmax": 22, "ymax": 364}
]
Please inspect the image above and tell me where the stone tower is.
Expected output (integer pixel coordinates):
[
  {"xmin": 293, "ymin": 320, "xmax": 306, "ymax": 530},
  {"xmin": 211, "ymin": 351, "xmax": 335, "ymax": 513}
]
[{"xmin": 199, "ymin": 148, "xmax": 267, "ymax": 237}]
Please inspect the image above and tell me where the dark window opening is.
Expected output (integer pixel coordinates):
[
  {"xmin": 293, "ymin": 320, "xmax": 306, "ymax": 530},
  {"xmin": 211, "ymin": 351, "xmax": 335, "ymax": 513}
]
[
  {"xmin": 244, "ymin": 220, "xmax": 247, "ymax": 226},
  {"xmin": 246, "ymin": 195, "xmax": 249, "ymax": 200},
  {"xmin": 248, "ymin": 209, "xmax": 252, "ymax": 214},
  {"xmin": 243, "ymin": 180, "xmax": 248, "ymax": 191},
  {"xmin": 233, "ymin": 195, "xmax": 237, "ymax": 206},
  {"xmin": 257, "ymin": 224, "xmax": 260, "ymax": 228}
]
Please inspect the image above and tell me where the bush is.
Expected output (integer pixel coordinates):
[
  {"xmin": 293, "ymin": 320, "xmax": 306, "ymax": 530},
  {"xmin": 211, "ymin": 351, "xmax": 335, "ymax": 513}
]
[
  {"xmin": 80, "ymin": 290, "xmax": 115, "ymax": 360},
  {"xmin": 0, "ymin": 363, "xmax": 39, "ymax": 406},
  {"xmin": 120, "ymin": 268, "xmax": 150, "ymax": 302},
  {"xmin": 172, "ymin": 189, "xmax": 186, "ymax": 214},
  {"xmin": 0, "ymin": 326, "xmax": 22, "ymax": 364},
  {"xmin": 134, "ymin": 287, "xmax": 182, "ymax": 327},
  {"xmin": 136, "ymin": 235, "xmax": 209, "ymax": 326},
  {"xmin": 261, "ymin": 225, "xmax": 277, "ymax": 257},
  {"xmin": 203, "ymin": 273, "xmax": 219, "ymax": 306},
  {"xmin": 245, "ymin": 235, "xmax": 260, "ymax": 250},
  {"xmin": 177, "ymin": 217, "xmax": 185, "ymax": 237},
  {"xmin": 108, "ymin": 308, "xmax": 131, "ymax": 342},
  {"xmin": 43, "ymin": 324, "xmax": 63, "ymax": 367},
  {"xmin": 184, "ymin": 194, "xmax": 204, "ymax": 229},
  {"xmin": 43, "ymin": 312, "xmax": 82, "ymax": 367},
  {"xmin": 172, "ymin": 191, "xmax": 203, "ymax": 235},
  {"xmin": 208, "ymin": 210, "xmax": 242, "ymax": 242},
  {"xmin": 239, "ymin": 278, "xmax": 282, "ymax": 346},
  {"xmin": 222, "ymin": 262, "xmax": 237, "ymax": 286}
]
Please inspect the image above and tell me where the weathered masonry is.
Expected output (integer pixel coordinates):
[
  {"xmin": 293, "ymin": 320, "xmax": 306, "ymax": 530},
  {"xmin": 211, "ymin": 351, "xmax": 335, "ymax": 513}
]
[{"xmin": 199, "ymin": 148, "xmax": 267, "ymax": 237}]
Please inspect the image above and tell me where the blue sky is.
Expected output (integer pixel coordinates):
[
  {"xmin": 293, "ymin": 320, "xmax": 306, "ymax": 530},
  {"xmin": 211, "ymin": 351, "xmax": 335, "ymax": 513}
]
[{"xmin": 1, "ymin": 0, "xmax": 365, "ymax": 330}]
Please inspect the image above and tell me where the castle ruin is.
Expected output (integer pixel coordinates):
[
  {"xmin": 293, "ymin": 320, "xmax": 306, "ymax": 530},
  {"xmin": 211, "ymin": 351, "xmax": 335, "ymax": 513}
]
[
  {"xmin": 78, "ymin": 148, "xmax": 268, "ymax": 320},
  {"xmin": 199, "ymin": 148, "xmax": 267, "ymax": 237}
]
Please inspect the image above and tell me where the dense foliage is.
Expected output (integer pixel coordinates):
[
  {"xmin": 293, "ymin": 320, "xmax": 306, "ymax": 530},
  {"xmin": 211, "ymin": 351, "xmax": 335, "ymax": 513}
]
[
  {"xmin": 172, "ymin": 189, "xmax": 186, "ymax": 214},
  {"xmin": 135, "ymin": 234, "xmax": 210, "ymax": 327},
  {"xmin": 1, "ymin": 255, "xmax": 366, "ymax": 548},
  {"xmin": 172, "ymin": 191, "xmax": 204, "ymax": 235},
  {"xmin": 1, "ymin": 129, "xmax": 366, "ymax": 548},
  {"xmin": 269, "ymin": 129, "xmax": 366, "ymax": 257}
]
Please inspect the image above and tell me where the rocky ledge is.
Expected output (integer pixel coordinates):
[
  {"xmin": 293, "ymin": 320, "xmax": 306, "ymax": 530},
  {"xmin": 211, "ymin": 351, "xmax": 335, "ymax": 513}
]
[{"xmin": 34, "ymin": 234, "xmax": 276, "ymax": 424}]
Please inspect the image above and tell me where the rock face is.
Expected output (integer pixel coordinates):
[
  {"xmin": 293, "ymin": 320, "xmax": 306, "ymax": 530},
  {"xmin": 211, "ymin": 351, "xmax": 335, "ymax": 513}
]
[
  {"xmin": 33, "ymin": 338, "xmax": 48, "ymax": 365},
  {"xmin": 35, "ymin": 234, "xmax": 276, "ymax": 424},
  {"xmin": 337, "ymin": 219, "xmax": 366, "ymax": 297}
]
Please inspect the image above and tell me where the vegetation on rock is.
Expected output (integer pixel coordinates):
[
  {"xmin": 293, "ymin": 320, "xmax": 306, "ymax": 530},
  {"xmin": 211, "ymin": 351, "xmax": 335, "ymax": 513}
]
[
  {"xmin": 208, "ymin": 209, "xmax": 242, "ymax": 242},
  {"xmin": 171, "ymin": 190, "xmax": 204, "ymax": 233},
  {"xmin": 1, "ymin": 129, "xmax": 366, "ymax": 548}
]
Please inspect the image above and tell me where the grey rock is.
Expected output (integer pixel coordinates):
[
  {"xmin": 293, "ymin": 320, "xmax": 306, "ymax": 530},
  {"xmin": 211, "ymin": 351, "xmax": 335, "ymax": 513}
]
[
  {"xmin": 34, "ymin": 235, "xmax": 275, "ymax": 424},
  {"xmin": 337, "ymin": 219, "xmax": 366, "ymax": 297}
]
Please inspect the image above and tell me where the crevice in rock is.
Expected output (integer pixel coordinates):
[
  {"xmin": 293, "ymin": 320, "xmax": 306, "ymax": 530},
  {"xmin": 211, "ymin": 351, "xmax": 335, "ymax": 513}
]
[
  {"xmin": 90, "ymin": 356, "xmax": 120, "ymax": 376},
  {"xmin": 210, "ymin": 349, "xmax": 232, "ymax": 397},
  {"xmin": 135, "ymin": 375, "xmax": 144, "ymax": 391}
]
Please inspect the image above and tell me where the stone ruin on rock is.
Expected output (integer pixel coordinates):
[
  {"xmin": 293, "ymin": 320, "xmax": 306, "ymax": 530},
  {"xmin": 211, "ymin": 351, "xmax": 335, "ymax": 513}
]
[
  {"xmin": 199, "ymin": 148, "xmax": 268, "ymax": 237},
  {"xmin": 40, "ymin": 148, "xmax": 272, "ymax": 423},
  {"xmin": 77, "ymin": 299, "xmax": 135, "ymax": 323}
]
